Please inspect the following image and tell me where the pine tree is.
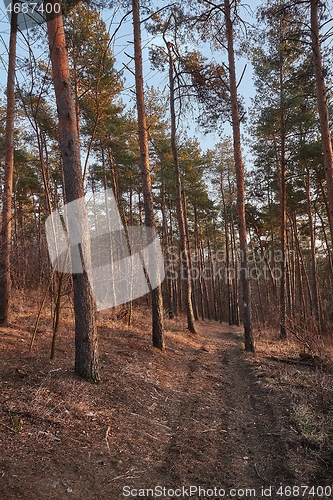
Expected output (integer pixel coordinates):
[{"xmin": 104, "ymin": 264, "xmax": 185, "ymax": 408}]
[
  {"xmin": 45, "ymin": 0, "xmax": 99, "ymax": 382},
  {"xmin": 132, "ymin": 0, "xmax": 164, "ymax": 349},
  {"xmin": 224, "ymin": 0, "xmax": 254, "ymax": 352},
  {"xmin": 0, "ymin": 1, "xmax": 18, "ymax": 324}
]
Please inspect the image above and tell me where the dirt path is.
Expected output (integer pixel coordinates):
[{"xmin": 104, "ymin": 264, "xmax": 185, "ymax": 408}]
[
  {"xmin": 151, "ymin": 325, "xmax": 294, "ymax": 490},
  {"xmin": 118, "ymin": 322, "xmax": 296, "ymax": 495},
  {"xmin": 0, "ymin": 316, "xmax": 330, "ymax": 499}
]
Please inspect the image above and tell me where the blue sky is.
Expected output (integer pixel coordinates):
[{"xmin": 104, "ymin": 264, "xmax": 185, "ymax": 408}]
[
  {"xmin": 0, "ymin": 0, "xmax": 259, "ymax": 158},
  {"xmin": 103, "ymin": 2, "xmax": 259, "ymax": 152}
]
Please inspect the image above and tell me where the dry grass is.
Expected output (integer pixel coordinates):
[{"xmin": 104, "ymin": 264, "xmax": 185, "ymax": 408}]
[{"xmin": 251, "ymin": 326, "xmax": 333, "ymax": 458}]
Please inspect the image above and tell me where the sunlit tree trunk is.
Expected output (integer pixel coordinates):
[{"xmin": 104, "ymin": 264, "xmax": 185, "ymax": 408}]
[
  {"xmin": 166, "ymin": 40, "xmax": 196, "ymax": 333},
  {"xmin": 161, "ymin": 177, "xmax": 174, "ymax": 319},
  {"xmin": 220, "ymin": 172, "xmax": 233, "ymax": 325},
  {"xmin": 224, "ymin": 0, "xmax": 254, "ymax": 351},
  {"xmin": 230, "ymin": 213, "xmax": 240, "ymax": 325},
  {"xmin": 310, "ymin": 0, "xmax": 333, "ymax": 248},
  {"xmin": 183, "ymin": 194, "xmax": 199, "ymax": 321},
  {"xmin": 0, "ymin": 1, "xmax": 18, "ymax": 325},
  {"xmin": 45, "ymin": 0, "xmax": 99, "ymax": 382},
  {"xmin": 132, "ymin": 0, "xmax": 164, "ymax": 349}
]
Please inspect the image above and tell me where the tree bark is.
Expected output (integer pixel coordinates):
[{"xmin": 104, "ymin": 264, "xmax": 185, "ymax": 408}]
[
  {"xmin": 0, "ymin": 1, "xmax": 18, "ymax": 325},
  {"xmin": 183, "ymin": 194, "xmax": 199, "ymax": 321},
  {"xmin": 224, "ymin": 0, "xmax": 254, "ymax": 351},
  {"xmin": 305, "ymin": 170, "xmax": 321, "ymax": 329},
  {"xmin": 220, "ymin": 172, "xmax": 233, "ymax": 325},
  {"xmin": 310, "ymin": 0, "xmax": 333, "ymax": 249},
  {"xmin": 166, "ymin": 40, "xmax": 196, "ymax": 334},
  {"xmin": 280, "ymin": 88, "xmax": 287, "ymax": 339},
  {"xmin": 161, "ymin": 176, "xmax": 174, "ymax": 319},
  {"xmin": 132, "ymin": 0, "xmax": 164, "ymax": 349},
  {"xmin": 230, "ymin": 211, "xmax": 240, "ymax": 325},
  {"xmin": 45, "ymin": 0, "xmax": 99, "ymax": 382}
]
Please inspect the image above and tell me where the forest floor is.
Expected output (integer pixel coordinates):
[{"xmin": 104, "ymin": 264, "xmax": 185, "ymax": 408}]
[{"xmin": 1, "ymin": 296, "xmax": 333, "ymax": 500}]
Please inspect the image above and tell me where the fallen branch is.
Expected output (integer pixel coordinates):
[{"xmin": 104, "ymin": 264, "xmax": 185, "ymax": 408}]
[{"xmin": 105, "ymin": 426, "xmax": 111, "ymax": 454}]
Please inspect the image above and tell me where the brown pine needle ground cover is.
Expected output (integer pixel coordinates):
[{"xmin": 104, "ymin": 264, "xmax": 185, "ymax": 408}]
[{"xmin": 1, "ymin": 294, "xmax": 333, "ymax": 499}]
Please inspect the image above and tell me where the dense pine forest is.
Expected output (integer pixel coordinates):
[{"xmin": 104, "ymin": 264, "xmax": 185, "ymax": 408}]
[
  {"xmin": 1, "ymin": 0, "xmax": 333, "ymax": 371},
  {"xmin": 1, "ymin": 0, "xmax": 333, "ymax": 496}
]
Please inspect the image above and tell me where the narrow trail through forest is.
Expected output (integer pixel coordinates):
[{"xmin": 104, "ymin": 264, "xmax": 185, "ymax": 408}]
[
  {"xmin": 0, "ymin": 316, "xmax": 331, "ymax": 499},
  {"xmin": 133, "ymin": 323, "xmax": 295, "ymax": 492}
]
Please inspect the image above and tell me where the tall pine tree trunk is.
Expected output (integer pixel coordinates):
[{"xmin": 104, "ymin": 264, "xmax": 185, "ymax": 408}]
[
  {"xmin": 230, "ymin": 213, "xmax": 240, "ymax": 325},
  {"xmin": 45, "ymin": 0, "xmax": 99, "ymax": 382},
  {"xmin": 161, "ymin": 177, "xmax": 174, "ymax": 319},
  {"xmin": 224, "ymin": 0, "xmax": 254, "ymax": 351},
  {"xmin": 0, "ymin": 2, "xmax": 18, "ymax": 325},
  {"xmin": 166, "ymin": 40, "xmax": 196, "ymax": 333},
  {"xmin": 132, "ymin": 0, "xmax": 164, "ymax": 349},
  {"xmin": 305, "ymin": 170, "xmax": 321, "ymax": 329},
  {"xmin": 220, "ymin": 173, "xmax": 233, "ymax": 325},
  {"xmin": 280, "ymin": 99, "xmax": 287, "ymax": 339},
  {"xmin": 311, "ymin": 0, "xmax": 333, "ymax": 248}
]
